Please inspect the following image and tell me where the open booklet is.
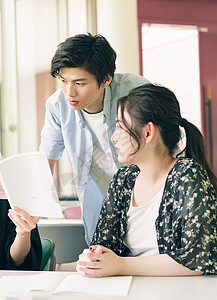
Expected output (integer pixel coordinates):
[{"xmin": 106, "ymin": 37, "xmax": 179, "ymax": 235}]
[
  {"xmin": 0, "ymin": 272, "xmax": 132, "ymax": 297},
  {"xmin": 0, "ymin": 152, "xmax": 63, "ymax": 218}
]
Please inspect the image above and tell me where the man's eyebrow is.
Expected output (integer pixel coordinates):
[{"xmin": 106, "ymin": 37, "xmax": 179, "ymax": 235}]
[
  {"xmin": 73, "ymin": 78, "xmax": 88, "ymax": 82},
  {"xmin": 58, "ymin": 75, "xmax": 88, "ymax": 82}
]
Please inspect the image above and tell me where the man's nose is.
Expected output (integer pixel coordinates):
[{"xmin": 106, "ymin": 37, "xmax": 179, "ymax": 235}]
[{"xmin": 67, "ymin": 83, "xmax": 76, "ymax": 98}]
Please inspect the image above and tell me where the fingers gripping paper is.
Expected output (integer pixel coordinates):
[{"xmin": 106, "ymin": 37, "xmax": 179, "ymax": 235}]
[{"xmin": 0, "ymin": 152, "xmax": 63, "ymax": 218}]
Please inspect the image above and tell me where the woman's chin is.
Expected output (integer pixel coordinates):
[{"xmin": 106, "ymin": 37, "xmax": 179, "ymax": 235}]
[
  {"xmin": 118, "ymin": 156, "xmax": 132, "ymax": 164},
  {"xmin": 117, "ymin": 156, "xmax": 126, "ymax": 164}
]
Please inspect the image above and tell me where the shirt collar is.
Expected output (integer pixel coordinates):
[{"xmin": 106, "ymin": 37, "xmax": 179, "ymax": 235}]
[
  {"xmin": 75, "ymin": 110, "xmax": 84, "ymax": 125},
  {"xmin": 75, "ymin": 85, "xmax": 111, "ymax": 125},
  {"xmin": 102, "ymin": 85, "xmax": 111, "ymax": 121}
]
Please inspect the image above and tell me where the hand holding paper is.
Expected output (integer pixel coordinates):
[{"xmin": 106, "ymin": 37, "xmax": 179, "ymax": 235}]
[
  {"xmin": 8, "ymin": 207, "xmax": 39, "ymax": 234},
  {"xmin": 8, "ymin": 206, "xmax": 40, "ymax": 266},
  {"xmin": 0, "ymin": 152, "xmax": 63, "ymax": 218}
]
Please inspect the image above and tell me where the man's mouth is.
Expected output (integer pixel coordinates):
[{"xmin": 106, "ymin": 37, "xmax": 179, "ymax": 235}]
[{"xmin": 68, "ymin": 100, "xmax": 79, "ymax": 106}]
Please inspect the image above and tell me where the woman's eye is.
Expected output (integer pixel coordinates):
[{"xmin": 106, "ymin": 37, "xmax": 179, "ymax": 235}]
[{"xmin": 116, "ymin": 125, "xmax": 124, "ymax": 130}]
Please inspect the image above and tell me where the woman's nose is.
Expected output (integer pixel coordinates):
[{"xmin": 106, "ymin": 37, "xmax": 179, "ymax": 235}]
[{"xmin": 111, "ymin": 132, "xmax": 117, "ymax": 143}]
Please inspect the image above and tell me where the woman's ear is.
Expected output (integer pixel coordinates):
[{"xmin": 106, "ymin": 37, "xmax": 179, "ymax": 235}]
[
  {"xmin": 102, "ymin": 74, "xmax": 112, "ymax": 88},
  {"xmin": 143, "ymin": 122, "xmax": 155, "ymax": 143}
]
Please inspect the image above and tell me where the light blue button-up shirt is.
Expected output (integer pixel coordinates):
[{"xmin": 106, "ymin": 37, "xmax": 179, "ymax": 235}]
[{"xmin": 39, "ymin": 73, "xmax": 149, "ymax": 244}]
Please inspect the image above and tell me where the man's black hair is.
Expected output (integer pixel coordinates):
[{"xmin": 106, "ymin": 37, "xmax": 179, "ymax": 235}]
[{"xmin": 51, "ymin": 33, "xmax": 116, "ymax": 87}]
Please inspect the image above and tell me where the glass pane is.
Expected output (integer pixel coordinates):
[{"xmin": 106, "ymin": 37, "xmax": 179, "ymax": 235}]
[
  {"xmin": 15, "ymin": 0, "xmax": 87, "ymax": 198},
  {"xmin": 142, "ymin": 24, "xmax": 201, "ymax": 130}
]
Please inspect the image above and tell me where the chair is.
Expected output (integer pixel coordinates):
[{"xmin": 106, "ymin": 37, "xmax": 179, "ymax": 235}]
[
  {"xmin": 64, "ymin": 206, "xmax": 82, "ymax": 219},
  {"xmin": 40, "ymin": 237, "xmax": 56, "ymax": 271},
  {"xmin": 56, "ymin": 206, "xmax": 83, "ymax": 271}
]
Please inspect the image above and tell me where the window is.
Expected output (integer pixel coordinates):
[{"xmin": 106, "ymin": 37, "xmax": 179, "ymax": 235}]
[
  {"xmin": 1, "ymin": 0, "xmax": 87, "ymax": 197},
  {"xmin": 142, "ymin": 24, "xmax": 201, "ymax": 129}
]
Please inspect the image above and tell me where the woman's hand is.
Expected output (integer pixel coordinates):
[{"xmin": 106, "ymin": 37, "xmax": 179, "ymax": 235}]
[
  {"xmin": 76, "ymin": 245, "xmax": 123, "ymax": 277},
  {"xmin": 8, "ymin": 207, "xmax": 39, "ymax": 236},
  {"xmin": 8, "ymin": 207, "xmax": 40, "ymax": 266},
  {"xmin": 77, "ymin": 246, "xmax": 204, "ymax": 277}
]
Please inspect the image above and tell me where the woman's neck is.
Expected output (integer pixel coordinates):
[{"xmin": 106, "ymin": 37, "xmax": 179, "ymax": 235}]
[
  {"xmin": 132, "ymin": 155, "xmax": 178, "ymax": 207},
  {"xmin": 138, "ymin": 155, "xmax": 177, "ymax": 183}
]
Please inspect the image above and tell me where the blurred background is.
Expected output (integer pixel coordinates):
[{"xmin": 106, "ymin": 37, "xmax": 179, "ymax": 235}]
[{"xmin": 0, "ymin": 0, "xmax": 217, "ymax": 198}]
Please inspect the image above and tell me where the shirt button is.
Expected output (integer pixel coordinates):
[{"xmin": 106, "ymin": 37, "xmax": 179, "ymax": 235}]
[
  {"xmin": 87, "ymin": 159, "xmax": 91, "ymax": 163},
  {"xmin": 82, "ymin": 181, "xmax": 87, "ymax": 185}
]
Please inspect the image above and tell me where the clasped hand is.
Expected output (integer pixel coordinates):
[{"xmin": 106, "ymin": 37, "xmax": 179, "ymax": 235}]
[{"xmin": 76, "ymin": 245, "xmax": 123, "ymax": 278}]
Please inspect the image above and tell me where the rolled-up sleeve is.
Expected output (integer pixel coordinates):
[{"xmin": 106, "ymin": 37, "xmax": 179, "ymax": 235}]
[{"xmin": 39, "ymin": 99, "xmax": 65, "ymax": 160}]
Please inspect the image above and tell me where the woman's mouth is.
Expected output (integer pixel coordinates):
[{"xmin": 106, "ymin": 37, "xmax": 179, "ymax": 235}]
[{"xmin": 115, "ymin": 147, "xmax": 119, "ymax": 154}]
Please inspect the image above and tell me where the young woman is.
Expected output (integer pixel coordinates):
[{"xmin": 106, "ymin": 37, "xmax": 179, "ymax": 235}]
[
  {"xmin": 77, "ymin": 84, "xmax": 217, "ymax": 277},
  {"xmin": 0, "ymin": 199, "xmax": 42, "ymax": 270}
]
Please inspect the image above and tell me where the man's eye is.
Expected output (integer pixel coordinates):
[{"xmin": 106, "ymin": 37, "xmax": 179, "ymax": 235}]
[{"xmin": 76, "ymin": 82, "xmax": 85, "ymax": 86}]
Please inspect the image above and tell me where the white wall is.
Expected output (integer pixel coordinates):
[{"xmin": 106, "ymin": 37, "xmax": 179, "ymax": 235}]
[
  {"xmin": 97, "ymin": 0, "xmax": 139, "ymax": 74},
  {"xmin": 18, "ymin": 76, "xmax": 38, "ymax": 152}
]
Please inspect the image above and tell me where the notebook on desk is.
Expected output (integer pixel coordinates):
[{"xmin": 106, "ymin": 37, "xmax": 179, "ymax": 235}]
[
  {"xmin": 0, "ymin": 273, "xmax": 132, "ymax": 297},
  {"xmin": 0, "ymin": 152, "xmax": 63, "ymax": 218}
]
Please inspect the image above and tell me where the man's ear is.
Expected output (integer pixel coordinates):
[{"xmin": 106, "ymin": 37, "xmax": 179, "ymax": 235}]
[
  {"xmin": 102, "ymin": 74, "xmax": 112, "ymax": 88},
  {"xmin": 143, "ymin": 122, "xmax": 155, "ymax": 143}
]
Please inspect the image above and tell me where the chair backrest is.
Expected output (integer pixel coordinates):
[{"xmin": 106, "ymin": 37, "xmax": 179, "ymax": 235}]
[
  {"xmin": 64, "ymin": 206, "xmax": 82, "ymax": 219},
  {"xmin": 40, "ymin": 237, "xmax": 56, "ymax": 271}
]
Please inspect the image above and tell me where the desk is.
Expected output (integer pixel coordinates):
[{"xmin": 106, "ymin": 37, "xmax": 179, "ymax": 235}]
[
  {"xmin": 38, "ymin": 219, "xmax": 88, "ymax": 263},
  {"xmin": 0, "ymin": 271, "xmax": 217, "ymax": 300}
]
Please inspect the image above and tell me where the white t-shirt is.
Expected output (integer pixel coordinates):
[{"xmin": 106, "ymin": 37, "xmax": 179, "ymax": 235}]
[
  {"xmin": 82, "ymin": 110, "xmax": 117, "ymax": 195},
  {"xmin": 124, "ymin": 187, "xmax": 164, "ymax": 257}
]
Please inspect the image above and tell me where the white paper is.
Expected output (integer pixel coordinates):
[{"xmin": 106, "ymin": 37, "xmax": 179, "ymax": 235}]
[
  {"xmin": 0, "ymin": 152, "xmax": 63, "ymax": 218},
  {"xmin": 53, "ymin": 273, "xmax": 132, "ymax": 296},
  {"xmin": 0, "ymin": 273, "xmax": 64, "ymax": 298},
  {"xmin": 0, "ymin": 273, "xmax": 132, "ymax": 297}
]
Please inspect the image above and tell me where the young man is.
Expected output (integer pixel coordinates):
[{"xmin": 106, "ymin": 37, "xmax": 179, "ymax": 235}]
[{"xmin": 39, "ymin": 33, "xmax": 149, "ymax": 244}]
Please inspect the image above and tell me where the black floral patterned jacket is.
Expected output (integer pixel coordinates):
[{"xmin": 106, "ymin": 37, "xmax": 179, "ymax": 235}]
[{"xmin": 91, "ymin": 158, "xmax": 217, "ymax": 274}]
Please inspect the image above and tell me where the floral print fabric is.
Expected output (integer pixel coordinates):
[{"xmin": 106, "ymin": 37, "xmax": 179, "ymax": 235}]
[{"xmin": 91, "ymin": 158, "xmax": 217, "ymax": 274}]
